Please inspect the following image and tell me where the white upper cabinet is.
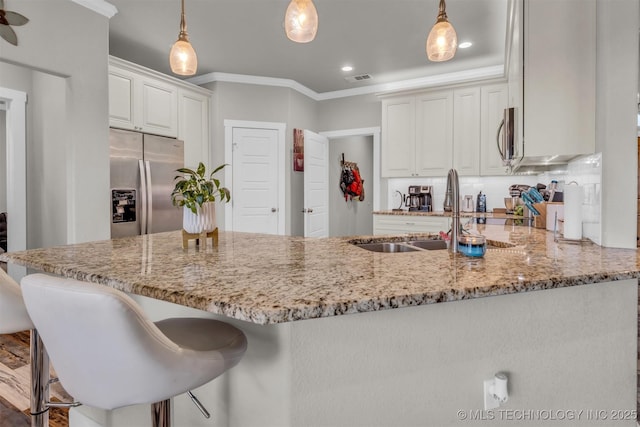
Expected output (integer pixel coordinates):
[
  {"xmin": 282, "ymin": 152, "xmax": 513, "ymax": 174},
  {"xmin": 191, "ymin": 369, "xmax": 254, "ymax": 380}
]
[
  {"xmin": 381, "ymin": 96, "xmax": 416, "ymax": 177},
  {"xmin": 179, "ymin": 89, "xmax": 210, "ymax": 169},
  {"xmin": 452, "ymin": 87, "xmax": 480, "ymax": 176},
  {"xmin": 381, "ymin": 83, "xmax": 506, "ymax": 178},
  {"xmin": 109, "ymin": 56, "xmax": 212, "ymax": 167},
  {"xmin": 480, "ymin": 84, "xmax": 509, "ymax": 175},
  {"xmin": 109, "ymin": 58, "xmax": 178, "ymax": 138},
  {"xmin": 416, "ymin": 91, "xmax": 453, "ymax": 177},
  {"xmin": 381, "ymin": 91, "xmax": 453, "ymax": 178},
  {"xmin": 522, "ymin": 0, "xmax": 595, "ymax": 160}
]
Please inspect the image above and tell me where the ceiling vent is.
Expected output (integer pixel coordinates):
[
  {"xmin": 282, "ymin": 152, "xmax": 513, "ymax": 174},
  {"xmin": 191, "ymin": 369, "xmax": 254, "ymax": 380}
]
[{"xmin": 345, "ymin": 74, "xmax": 373, "ymax": 83}]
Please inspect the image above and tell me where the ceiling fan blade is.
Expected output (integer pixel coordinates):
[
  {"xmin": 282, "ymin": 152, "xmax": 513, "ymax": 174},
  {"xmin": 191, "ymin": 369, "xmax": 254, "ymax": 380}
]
[
  {"xmin": 0, "ymin": 24, "xmax": 17, "ymax": 46},
  {"xmin": 5, "ymin": 11, "xmax": 28, "ymax": 26}
]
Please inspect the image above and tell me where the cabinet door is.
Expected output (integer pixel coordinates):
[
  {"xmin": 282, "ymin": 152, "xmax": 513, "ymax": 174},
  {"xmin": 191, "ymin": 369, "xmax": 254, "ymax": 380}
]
[
  {"xmin": 179, "ymin": 89, "xmax": 210, "ymax": 169},
  {"xmin": 415, "ymin": 91, "xmax": 453, "ymax": 176},
  {"xmin": 524, "ymin": 0, "xmax": 595, "ymax": 158},
  {"xmin": 453, "ymin": 87, "xmax": 480, "ymax": 176},
  {"xmin": 381, "ymin": 96, "xmax": 416, "ymax": 177},
  {"xmin": 108, "ymin": 69, "xmax": 136, "ymax": 131},
  {"xmin": 140, "ymin": 78, "xmax": 178, "ymax": 137},
  {"xmin": 373, "ymin": 215, "xmax": 450, "ymax": 235},
  {"xmin": 480, "ymin": 84, "xmax": 509, "ymax": 175}
]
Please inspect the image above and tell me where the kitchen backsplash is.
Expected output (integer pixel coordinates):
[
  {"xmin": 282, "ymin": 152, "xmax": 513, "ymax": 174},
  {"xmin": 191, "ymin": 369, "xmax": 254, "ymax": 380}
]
[
  {"xmin": 387, "ymin": 175, "xmax": 541, "ymax": 212},
  {"xmin": 565, "ymin": 152, "xmax": 602, "ymax": 245},
  {"xmin": 385, "ymin": 153, "xmax": 602, "ymax": 244}
]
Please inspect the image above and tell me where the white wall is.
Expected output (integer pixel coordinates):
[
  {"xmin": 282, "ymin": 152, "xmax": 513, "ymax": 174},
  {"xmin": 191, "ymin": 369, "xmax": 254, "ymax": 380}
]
[
  {"xmin": 0, "ymin": 1, "xmax": 110, "ymax": 245},
  {"xmin": 206, "ymin": 81, "xmax": 318, "ymax": 235},
  {"xmin": 87, "ymin": 279, "xmax": 637, "ymax": 427},
  {"xmin": 596, "ymin": 0, "xmax": 639, "ymax": 248},
  {"xmin": 317, "ymin": 93, "xmax": 382, "ymax": 131},
  {"xmin": 0, "ymin": 63, "xmax": 69, "ymax": 248},
  {"xmin": 329, "ymin": 136, "xmax": 374, "ymax": 237},
  {"xmin": 29, "ymin": 72, "xmax": 68, "ymax": 248}
]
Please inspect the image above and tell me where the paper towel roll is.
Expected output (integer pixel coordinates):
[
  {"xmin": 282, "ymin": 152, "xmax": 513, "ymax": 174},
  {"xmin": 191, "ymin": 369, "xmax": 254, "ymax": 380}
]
[{"xmin": 563, "ymin": 185, "xmax": 583, "ymax": 240}]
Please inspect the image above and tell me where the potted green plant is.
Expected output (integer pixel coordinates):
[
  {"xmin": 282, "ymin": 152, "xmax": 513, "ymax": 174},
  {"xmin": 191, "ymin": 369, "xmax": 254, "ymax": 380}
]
[{"xmin": 171, "ymin": 162, "xmax": 231, "ymax": 234}]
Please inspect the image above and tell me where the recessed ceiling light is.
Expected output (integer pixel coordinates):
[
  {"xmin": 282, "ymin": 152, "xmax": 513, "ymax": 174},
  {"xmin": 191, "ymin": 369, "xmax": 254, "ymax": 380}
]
[
  {"xmin": 458, "ymin": 42, "xmax": 472, "ymax": 49},
  {"xmin": 341, "ymin": 65, "xmax": 353, "ymax": 72}
]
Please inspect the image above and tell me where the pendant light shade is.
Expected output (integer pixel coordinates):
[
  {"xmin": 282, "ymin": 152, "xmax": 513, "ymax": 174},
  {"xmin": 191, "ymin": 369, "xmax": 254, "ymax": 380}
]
[
  {"xmin": 284, "ymin": 0, "xmax": 318, "ymax": 43},
  {"xmin": 170, "ymin": 0, "xmax": 197, "ymax": 76},
  {"xmin": 426, "ymin": 0, "xmax": 457, "ymax": 62}
]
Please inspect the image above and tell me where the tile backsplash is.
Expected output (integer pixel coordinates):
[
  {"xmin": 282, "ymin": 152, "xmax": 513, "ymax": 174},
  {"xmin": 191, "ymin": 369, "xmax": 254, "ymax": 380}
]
[
  {"xmin": 387, "ymin": 175, "xmax": 541, "ymax": 213},
  {"xmin": 385, "ymin": 153, "xmax": 602, "ymax": 244},
  {"xmin": 566, "ymin": 153, "xmax": 602, "ymax": 245}
]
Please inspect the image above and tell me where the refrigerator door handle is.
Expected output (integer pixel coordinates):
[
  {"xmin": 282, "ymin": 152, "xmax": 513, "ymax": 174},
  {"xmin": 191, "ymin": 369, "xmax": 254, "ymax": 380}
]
[
  {"xmin": 145, "ymin": 160, "xmax": 153, "ymax": 234},
  {"xmin": 139, "ymin": 159, "xmax": 148, "ymax": 235}
]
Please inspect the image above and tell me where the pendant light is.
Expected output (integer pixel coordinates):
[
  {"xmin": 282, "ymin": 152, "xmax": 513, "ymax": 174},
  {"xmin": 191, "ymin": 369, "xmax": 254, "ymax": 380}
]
[
  {"xmin": 169, "ymin": 0, "xmax": 197, "ymax": 76},
  {"xmin": 284, "ymin": 0, "xmax": 318, "ymax": 43},
  {"xmin": 426, "ymin": 0, "xmax": 457, "ymax": 62}
]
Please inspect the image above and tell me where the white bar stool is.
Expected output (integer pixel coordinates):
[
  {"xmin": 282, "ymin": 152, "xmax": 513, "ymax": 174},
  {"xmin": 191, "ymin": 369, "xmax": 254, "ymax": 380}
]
[
  {"xmin": 21, "ymin": 274, "xmax": 248, "ymax": 427},
  {"xmin": 0, "ymin": 269, "xmax": 51, "ymax": 427},
  {"xmin": 0, "ymin": 268, "xmax": 33, "ymax": 333}
]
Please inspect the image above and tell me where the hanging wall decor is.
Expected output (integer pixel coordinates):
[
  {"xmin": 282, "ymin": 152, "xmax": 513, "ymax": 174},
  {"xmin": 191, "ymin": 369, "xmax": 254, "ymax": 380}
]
[
  {"xmin": 0, "ymin": 0, "xmax": 29, "ymax": 46},
  {"xmin": 293, "ymin": 129, "xmax": 304, "ymax": 172},
  {"xmin": 339, "ymin": 153, "xmax": 365, "ymax": 202}
]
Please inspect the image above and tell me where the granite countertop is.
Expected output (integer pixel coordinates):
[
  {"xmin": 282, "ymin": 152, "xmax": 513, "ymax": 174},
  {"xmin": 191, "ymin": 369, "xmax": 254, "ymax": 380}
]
[
  {"xmin": 373, "ymin": 210, "xmax": 523, "ymax": 220},
  {"xmin": 2, "ymin": 226, "xmax": 640, "ymax": 325}
]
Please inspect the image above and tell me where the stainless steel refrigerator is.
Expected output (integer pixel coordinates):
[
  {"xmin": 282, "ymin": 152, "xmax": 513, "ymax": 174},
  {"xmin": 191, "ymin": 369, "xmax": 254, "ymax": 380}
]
[{"xmin": 110, "ymin": 128, "xmax": 184, "ymax": 238}]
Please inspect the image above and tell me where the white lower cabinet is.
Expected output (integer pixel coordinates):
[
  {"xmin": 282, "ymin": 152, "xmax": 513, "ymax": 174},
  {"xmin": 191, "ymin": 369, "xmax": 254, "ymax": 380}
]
[{"xmin": 373, "ymin": 215, "xmax": 450, "ymax": 235}]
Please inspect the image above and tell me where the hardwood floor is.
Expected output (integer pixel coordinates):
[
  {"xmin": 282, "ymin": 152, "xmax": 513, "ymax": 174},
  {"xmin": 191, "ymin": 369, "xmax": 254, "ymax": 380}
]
[{"xmin": 0, "ymin": 331, "xmax": 69, "ymax": 427}]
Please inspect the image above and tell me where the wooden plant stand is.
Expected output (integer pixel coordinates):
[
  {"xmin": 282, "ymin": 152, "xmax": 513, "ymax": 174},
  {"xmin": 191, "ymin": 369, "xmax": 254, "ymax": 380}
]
[{"xmin": 182, "ymin": 228, "xmax": 218, "ymax": 249}]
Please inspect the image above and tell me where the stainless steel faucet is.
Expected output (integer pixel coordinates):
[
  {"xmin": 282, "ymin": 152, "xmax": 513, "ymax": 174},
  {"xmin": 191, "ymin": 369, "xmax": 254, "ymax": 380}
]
[{"xmin": 445, "ymin": 168, "xmax": 460, "ymax": 253}]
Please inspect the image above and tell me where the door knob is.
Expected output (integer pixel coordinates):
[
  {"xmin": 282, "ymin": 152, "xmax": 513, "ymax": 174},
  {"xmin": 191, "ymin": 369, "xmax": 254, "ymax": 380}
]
[
  {"xmin": 307, "ymin": 208, "xmax": 313, "ymax": 213},
  {"xmin": 271, "ymin": 208, "xmax": 277, "ymax": 213}
]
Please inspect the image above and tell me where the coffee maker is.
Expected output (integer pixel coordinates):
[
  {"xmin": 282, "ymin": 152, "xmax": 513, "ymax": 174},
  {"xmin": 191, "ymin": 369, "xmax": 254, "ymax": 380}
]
[{"xmin": 407, "ymin": 185, "xmax": 433, "ymax": 212}]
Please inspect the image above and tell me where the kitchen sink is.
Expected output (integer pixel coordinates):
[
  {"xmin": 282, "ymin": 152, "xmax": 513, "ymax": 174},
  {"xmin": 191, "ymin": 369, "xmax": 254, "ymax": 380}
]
[
  {"xmin": 406, "ymin": 240, "xmax": 448, "ymax": 250},
  {"xmin": 353, "ymin": 238, "xmax": 448, "ymax": 253},
  {"xmin": 352, "ymin": 236, "xmax": 514, "ymax": 253},
  {"xmin": 355, "ymin": 242, "xmax": 420, "ymax": 253}
]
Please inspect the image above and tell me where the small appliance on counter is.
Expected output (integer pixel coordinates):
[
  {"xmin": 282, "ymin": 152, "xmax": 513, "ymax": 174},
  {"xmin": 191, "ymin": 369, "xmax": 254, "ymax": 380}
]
[
  {"xmin": 407, "ymin": 185, "xmax": 433, "ymax": 212},
  {"xmin": 461, "ymin": 195, "xmax": 474, "ymax": 212}
]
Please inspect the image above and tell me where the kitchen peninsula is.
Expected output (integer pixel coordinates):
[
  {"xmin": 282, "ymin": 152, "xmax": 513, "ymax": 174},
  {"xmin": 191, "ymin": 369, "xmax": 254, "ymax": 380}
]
[{"xmin": 2, "ymin": 226, "xmax": 638, "ymax": 426}]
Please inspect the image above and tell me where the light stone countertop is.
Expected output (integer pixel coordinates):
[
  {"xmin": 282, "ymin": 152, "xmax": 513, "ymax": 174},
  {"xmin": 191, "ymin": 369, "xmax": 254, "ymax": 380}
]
[{"xmin": 2, "ymin": 226, "xmax": 639, "ymax": 325}]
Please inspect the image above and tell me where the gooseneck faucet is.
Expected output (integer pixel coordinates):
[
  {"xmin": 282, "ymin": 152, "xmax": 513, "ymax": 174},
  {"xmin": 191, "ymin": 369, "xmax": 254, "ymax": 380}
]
[{"xmin": 444, "ymin": 168, "xmax": 460, "ymax": 253}]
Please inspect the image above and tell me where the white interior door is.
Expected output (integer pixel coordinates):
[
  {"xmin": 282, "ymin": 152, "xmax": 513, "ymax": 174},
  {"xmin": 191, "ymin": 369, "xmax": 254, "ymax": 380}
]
[
  {"xmin": 304, "ymin": 130, "xmax": 329, "ymax": 238},
  {"xmin": 232, "ymin": 127, "xmax": 279, "ymax": 234}
]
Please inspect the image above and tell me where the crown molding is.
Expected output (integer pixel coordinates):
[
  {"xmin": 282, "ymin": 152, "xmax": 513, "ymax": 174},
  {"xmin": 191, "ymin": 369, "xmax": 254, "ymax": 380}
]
[
  {"xmin": 71, "ymin": 0, "xmax": 118, "ymax": 18},
  {"xmin": 188, "ymin": 73, "xmax": 319, "ymax": 100},
  {"xmin": 188, "ymin": 65, "xmax": 505, "ymax": 101}
]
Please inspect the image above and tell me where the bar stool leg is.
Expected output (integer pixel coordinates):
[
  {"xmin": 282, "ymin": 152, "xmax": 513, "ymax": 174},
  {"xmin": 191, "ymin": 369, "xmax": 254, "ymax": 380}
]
[
  {"xmin": 30, "ymin": 329, "xmax": 50, "ymax": 427},
  {"xmin": 151, "ymin": 399, "xmax": 171, "ymax": 427}
]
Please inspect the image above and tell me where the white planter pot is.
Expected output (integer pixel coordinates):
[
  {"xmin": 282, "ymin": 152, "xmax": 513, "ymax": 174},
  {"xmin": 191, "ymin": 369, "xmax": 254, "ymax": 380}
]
[{"xmin": 183, "ymin": 203, "xmax": 217, "ymax": 234}]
